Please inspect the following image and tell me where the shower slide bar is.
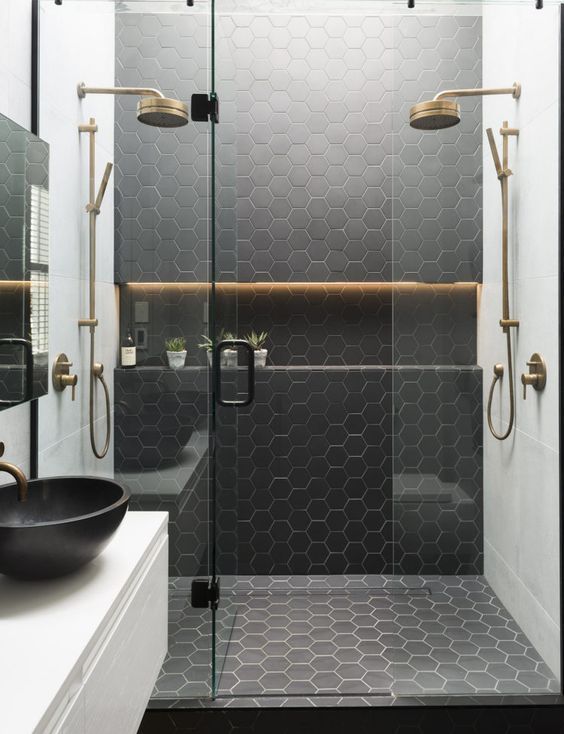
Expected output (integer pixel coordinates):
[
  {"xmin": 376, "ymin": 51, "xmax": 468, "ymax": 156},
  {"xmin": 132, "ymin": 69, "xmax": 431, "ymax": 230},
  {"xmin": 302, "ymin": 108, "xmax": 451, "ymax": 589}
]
[
  {"xmin": 485, "ymin": 121, "xmax": 520, "ymax": 441},
  {"xmin": 78, "ymin": 117, "xmax": 112, "ymax": 459}
]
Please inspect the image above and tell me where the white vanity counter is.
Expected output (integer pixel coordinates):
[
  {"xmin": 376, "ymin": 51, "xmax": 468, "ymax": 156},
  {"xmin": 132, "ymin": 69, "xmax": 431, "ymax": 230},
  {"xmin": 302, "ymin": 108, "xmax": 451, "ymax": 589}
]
[{"xmin": 0, "ymin": 511, "xmax": 168, "ymax": 734}]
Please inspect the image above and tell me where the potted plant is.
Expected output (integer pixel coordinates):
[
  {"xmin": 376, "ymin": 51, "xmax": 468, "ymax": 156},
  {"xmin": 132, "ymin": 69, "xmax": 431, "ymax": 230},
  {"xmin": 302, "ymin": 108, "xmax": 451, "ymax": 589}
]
[
  {"xmin": 198, "ymin": 331, "xmax": 238, "ymax": 367},
  {"xmin": 245, "ymin": 330, "xmax": 268, "ymax": 368},
  {"xmin": 165, "ymin": 336, "xmax": 187, "ymax": 370}
]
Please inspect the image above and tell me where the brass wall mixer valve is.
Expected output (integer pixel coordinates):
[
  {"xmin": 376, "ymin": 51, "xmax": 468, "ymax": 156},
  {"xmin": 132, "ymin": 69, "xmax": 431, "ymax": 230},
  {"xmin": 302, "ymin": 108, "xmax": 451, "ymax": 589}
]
[
  {"xmin": 521, "ymin": 353, "xmax": 547, "ymax": 399},
  {"xmin": 52, "ymin": 353, "xmax": 78, "ymax": 401}
]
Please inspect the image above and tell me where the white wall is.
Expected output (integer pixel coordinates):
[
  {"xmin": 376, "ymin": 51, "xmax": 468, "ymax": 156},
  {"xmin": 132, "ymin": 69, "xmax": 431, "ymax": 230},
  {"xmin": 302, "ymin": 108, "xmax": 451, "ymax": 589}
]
[
  {"xmin": 480, "ymin": 5, "xmax": 560, "ymax": 678},
  {"xmin": 0, "ymin": 1, "xmax": 117, "ymax": 480},
  {"xmin": 38, "ymin": 1, "xmax": 117, "ymax": 477},
  {"xmin": 0, "ymin": 0, "xmax": 33, "ymax": 477}
]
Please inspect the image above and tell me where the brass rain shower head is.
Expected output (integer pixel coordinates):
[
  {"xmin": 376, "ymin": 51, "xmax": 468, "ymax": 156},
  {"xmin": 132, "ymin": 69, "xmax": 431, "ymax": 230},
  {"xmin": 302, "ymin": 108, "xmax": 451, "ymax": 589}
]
[
  {"xmin": 137, "ymin": 97, "xmax": 189, "ymax": 128},
  {"xmin": 409, "ymin": 100, "xmax": 461, "ymax": 130},
  {"xmin": 77, "ymin": 82, "xmax": 189, "ymax": 128},
  {"xmin": 409, "ymin": 82, "xmax": 521, "ymax": 131}
]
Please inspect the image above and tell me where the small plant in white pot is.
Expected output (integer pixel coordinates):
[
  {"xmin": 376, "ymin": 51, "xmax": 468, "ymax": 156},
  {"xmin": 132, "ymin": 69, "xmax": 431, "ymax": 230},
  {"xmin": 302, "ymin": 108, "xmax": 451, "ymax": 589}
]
[
  {"xmin": 165, "ymin": 337, "xmax": 187, "ymax": 370},
  {"xmin": 245, "ymin": 331, "xmax": 268, "ymax": 368},
  {"xmin": 198, "ymin": 335, "xmax": 215, "ymax": 367},
  {"xmin": 199, "ymin": 332, "xmax": 238, "ymax": 367}
]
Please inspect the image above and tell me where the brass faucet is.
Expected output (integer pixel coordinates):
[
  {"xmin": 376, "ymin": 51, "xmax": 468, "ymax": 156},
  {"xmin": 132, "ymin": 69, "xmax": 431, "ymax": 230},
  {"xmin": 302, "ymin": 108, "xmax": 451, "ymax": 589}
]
[{"xmin": 0, "ymin": 442, "xmax": 28, "ymax": 502}]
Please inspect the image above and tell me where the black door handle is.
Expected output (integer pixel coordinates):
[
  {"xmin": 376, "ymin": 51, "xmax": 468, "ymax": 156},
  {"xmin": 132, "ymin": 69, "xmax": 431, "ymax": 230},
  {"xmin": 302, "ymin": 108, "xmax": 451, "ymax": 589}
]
[{"xmin": 214, "ymin": 339, "xmax": 255, "ymax": 408}]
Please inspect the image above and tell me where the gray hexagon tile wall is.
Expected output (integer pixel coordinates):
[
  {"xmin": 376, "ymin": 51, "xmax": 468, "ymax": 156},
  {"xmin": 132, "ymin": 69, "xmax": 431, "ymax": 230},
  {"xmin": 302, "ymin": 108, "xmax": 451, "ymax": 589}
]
[
  {"xmin": 214, "ymin": 14, "xmax": 481, "ymax": 284},
  {"xmin": 213, "ymin": 366, "xmax": 481, "ymax": 576},
  {"xmin": 114, "ymin": 12, "xmax": 484, "ymax": 576},
  {"xmin": 115, "ymin": 13, "xmax": 481, "ymax": 284}
]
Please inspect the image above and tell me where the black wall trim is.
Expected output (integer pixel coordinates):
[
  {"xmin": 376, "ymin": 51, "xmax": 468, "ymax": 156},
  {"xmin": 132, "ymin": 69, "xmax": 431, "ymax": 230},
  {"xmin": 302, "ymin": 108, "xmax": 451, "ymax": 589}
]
[
  {"xmin": 558, "ymin": 1, "xmax": 564, "ymax": 695},
  {"xmin": 31, "ymin": 0, "xmax": 39, "ymax": 135},
  {"xmin": 30, "ymin": 0, "xmax": 39, "ymax": 479}
]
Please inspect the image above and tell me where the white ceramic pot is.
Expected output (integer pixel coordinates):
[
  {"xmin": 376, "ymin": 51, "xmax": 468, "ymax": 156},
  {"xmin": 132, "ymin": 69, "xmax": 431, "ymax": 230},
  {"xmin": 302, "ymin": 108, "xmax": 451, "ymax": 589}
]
[
  {"xmin": 167, "ymin": 350, "xmax": 186, "ymax": 370},
  {"xmin": 222, "ymin": 349, "xmax": 238, "ymax": 368},
  {"xmin": 254, "ymin": 349, "xmax": 267, "ymax": 369},
  {"xmin": 205, "ymin": 349, "xmax": 238, "ymax": 367}
]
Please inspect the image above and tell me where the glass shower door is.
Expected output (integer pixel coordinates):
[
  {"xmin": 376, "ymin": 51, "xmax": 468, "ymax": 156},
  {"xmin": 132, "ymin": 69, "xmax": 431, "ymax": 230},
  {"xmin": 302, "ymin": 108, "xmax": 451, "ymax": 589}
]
[
  {"xmin": 100, "ymin": 0, "xmax": 219, "ymax": 701},
  {"xmin": 209, "ymin": 0, "xmax": 562, "ymax": 703},
  {"xmin": 209, "ymin": 0, "xmax": 399, "ymax": 699}
]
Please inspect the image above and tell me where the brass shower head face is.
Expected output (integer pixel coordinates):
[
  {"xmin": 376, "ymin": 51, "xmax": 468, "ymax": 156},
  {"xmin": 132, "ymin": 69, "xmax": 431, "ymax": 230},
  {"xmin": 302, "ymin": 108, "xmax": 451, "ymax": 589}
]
[
  {"xmin": 409, "ymin": 99, "xmax": 461, "ymax": 130},
  {"xmin": 137, "ymin": 97, "xmax": 189, "ymax": 128}
]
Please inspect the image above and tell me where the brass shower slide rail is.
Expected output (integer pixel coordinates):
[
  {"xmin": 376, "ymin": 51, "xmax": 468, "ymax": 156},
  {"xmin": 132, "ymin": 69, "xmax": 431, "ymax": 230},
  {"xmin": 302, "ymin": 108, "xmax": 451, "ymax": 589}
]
[
  {"xmin": 485, "ymin": 121, "xmax": 520, "ymax": 441},
  {"xmin": 78, "ymin": 117, "xmax": 112, "ymax": 459}
]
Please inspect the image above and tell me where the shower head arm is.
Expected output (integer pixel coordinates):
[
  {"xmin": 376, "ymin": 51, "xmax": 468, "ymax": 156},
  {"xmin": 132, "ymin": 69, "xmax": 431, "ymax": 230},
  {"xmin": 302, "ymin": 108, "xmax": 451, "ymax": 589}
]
[
  {"xmin": 434, "ymin": 83, "xmax": 521, "ymax": 102},
  {"xmin": 77, "ymin": 82, "xmax": 165, "ymax": 99}
]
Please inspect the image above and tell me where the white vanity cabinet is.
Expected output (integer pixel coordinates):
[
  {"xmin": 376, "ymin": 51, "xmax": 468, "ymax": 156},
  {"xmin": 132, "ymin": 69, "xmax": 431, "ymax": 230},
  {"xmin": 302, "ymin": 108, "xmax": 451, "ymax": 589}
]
[{"xmin": 0, "ymin": 512, "xmax": 168, "ymax": 734}]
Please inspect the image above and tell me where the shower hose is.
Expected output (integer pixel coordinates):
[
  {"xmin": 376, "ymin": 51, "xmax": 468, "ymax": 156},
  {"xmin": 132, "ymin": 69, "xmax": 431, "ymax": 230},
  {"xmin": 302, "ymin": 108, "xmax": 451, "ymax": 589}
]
[
  {"xmin": 486, "ymin": 329, "xmax": 515, "ymax": 441},
  {"xmin": 89, "ymin": 332, "xmax": 111, "ymax": 459}
]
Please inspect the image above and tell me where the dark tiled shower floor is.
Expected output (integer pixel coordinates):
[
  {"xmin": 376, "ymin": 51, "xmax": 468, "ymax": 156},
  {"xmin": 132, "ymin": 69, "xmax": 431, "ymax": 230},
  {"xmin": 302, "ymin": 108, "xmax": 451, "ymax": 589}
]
[{"xmin": 151, "ymin": 576, "xmax": 558, "ymax": 702}]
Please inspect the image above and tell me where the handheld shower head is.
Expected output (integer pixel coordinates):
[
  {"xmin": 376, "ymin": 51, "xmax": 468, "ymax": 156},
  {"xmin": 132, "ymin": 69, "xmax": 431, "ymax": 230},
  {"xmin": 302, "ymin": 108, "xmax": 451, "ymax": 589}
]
[
  {"xmin": 485, "ymin": 128, "xmax": 503, "ymax": 178},
  {"xmin": 77, "ymin": 83, "xmax": 189, "ymax": 128},
  {"xmin": 94, "ymin": 162, "xmax": 113, "ymax": 211}
]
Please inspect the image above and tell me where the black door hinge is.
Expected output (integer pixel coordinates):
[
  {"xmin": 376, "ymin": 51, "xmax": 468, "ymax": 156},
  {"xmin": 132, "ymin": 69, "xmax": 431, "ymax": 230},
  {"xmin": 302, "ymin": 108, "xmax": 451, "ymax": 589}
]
[
  {"xmin": 191, "ymin": 577, "xmax": 220, "ymax": 610},
  {"xmin": 191, "ymin": 93, "xmax": 219, "ymax": 123}
]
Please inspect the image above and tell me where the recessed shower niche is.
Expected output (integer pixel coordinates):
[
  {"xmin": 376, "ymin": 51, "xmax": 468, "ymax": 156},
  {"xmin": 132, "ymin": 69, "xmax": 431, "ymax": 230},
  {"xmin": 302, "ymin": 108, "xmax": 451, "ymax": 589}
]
[{"xmin": 38, "ymin": 0, "xmax": 561, "ymax": 708}]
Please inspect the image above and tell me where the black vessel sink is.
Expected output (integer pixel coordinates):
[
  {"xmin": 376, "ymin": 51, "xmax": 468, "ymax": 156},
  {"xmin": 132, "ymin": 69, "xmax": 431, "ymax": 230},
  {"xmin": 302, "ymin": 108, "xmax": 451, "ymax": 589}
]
[{"xmin": 0, "ymin": 477, "xmax": 129, "ymax": 580}]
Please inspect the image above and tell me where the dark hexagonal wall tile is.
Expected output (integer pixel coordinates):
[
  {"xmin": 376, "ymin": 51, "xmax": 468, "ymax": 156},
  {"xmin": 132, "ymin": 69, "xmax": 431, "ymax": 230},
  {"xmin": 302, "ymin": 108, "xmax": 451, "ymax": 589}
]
[
  {"xmin": 115, "ymin": 13, "xmax": 210, "ymax": 283},
  {"xmin": 114, "ymin": 13, "xmax": 483, "ymax": 579},
  {"xmin": 0, "ymin": 119, "xmax": 49, "ymax": 401},
  {"xmin": 393, "ymin": 367, "xmax": 483, "ymax": 575},
  {"xmin": 115, "ymin": 367, "xmax": 211, "ymax": 577},
  {"xmin": 215, "ymin": 366, "xmax": 481, "ymax": 576},
  {"xmin": 115, "ymin": 13, "xmax": 481, "ymax": 284}
]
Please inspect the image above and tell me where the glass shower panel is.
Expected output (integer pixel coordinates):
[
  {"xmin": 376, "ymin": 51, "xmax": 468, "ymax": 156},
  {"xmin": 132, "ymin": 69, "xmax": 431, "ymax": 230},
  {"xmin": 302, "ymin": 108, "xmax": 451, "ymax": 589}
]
[
  {"xmin": 212, "ymin": 0, "xmax": 400, "ymax": 699},
  {"xmin": 390, "ymin": 1, "xmax": 560, "ymax": 697},
  {"xmin": 210, "ymin": 9, "xmax": 242, "ymax": 694},
  {"xmin": 389, "ymin": 7, "xmax": 484, "ymax": 695},
  {"xmin": 213, "ymin": 0, "xmax": 560, "ymax": 701},
  {"xmin": 391, "ymin": 7, "xmax": 484, "ymax": 576},
  {"xmin": 104, "ymin": 0, "xmax": 217, "ymax": 699}
]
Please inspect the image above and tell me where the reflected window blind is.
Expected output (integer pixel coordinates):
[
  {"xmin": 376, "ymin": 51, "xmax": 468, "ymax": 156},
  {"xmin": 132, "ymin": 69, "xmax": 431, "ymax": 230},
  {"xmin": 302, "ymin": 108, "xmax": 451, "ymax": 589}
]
[{"xmin": 29, "ymin": 184, "xmax": 49, "ymax": 355}]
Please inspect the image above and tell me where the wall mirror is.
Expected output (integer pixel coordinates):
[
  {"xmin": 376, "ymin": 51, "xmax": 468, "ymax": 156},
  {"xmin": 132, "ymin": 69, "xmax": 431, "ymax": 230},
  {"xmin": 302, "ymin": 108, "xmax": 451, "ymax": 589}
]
[{"xmin": 0, "ymin": 113, "xmax": 49, "ymax": 409}]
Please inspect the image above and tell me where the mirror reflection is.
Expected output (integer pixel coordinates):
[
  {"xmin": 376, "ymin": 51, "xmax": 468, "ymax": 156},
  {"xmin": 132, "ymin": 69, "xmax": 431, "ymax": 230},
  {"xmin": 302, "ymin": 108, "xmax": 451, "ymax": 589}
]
[{"xmin": 0, "ymin": 113, "xmax": 49, "ymax": 409}]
